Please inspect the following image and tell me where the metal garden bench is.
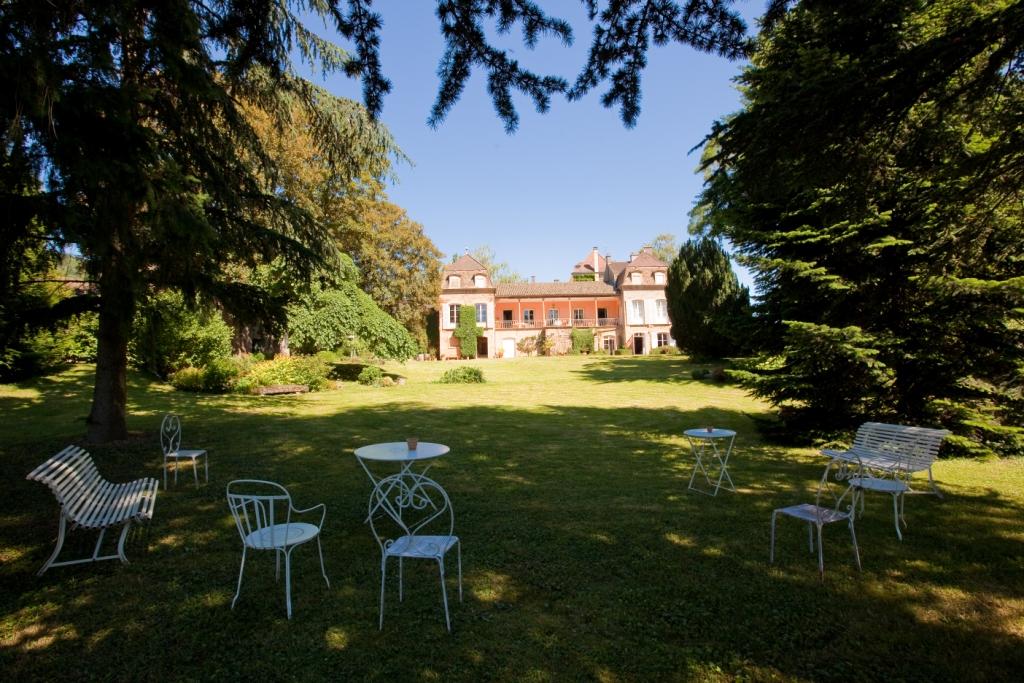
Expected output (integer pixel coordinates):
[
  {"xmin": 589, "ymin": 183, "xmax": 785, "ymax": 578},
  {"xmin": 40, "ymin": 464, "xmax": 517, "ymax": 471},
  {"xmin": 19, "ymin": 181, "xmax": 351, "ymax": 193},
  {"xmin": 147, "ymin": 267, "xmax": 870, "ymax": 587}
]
[
  {"xmin": 27, "ymin": 445, "xmax": 159, "ymax": 575},
  {"xmin": 822, "ymin": 422, "xmax": 949, "ymax": 539}
]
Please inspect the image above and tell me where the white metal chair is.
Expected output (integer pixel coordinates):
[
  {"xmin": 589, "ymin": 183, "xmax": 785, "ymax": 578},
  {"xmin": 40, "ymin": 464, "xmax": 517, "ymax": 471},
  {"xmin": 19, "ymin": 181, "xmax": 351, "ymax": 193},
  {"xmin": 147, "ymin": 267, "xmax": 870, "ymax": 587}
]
[
  {"xmin": 160, "ymin": 414, "xmax": 208, "ymax": 489},
  {"xmin": 770, "ymin": 457, "xmax": 862, "ymax": 580},
  {"xmin": 226, "ymin": 480, "xmax": 329, "ymax": 619},
  {"xmin": 848, "ymin": 473, "xmax": 910, "ymax": 540},
  {"xmin": 369, "ymin": 472, "xmax": 462, "ymax": 632}
]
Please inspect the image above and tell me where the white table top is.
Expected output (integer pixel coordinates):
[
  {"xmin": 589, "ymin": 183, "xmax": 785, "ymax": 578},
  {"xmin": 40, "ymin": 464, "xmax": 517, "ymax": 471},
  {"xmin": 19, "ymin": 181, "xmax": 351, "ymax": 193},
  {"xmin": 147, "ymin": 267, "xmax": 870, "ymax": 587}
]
[
  {"xmin": 354, "ymin": 442, "xmax": 450, "ymax": 462},
  {"xmin": 684, "ymin": 428, "xmax": 736, "ymax": 439}
]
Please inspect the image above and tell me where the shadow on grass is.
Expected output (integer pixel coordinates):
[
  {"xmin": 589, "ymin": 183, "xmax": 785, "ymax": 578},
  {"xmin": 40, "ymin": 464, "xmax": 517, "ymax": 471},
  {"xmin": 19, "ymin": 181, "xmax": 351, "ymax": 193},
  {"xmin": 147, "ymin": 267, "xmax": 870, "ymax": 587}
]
[
  {"xmin": 1, "ymin": 380, "xmax": 1022, "ymax": 680},
  {"xmin": 575, "ymin": 355, "xmax": 737, "ymax": 386}
]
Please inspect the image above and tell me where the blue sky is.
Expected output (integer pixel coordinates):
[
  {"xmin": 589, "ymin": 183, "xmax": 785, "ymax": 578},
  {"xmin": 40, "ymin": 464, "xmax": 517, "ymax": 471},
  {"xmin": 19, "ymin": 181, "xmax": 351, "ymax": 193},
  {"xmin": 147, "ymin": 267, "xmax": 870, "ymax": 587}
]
[{"xmin": 317, "ymin": 2, "xmax": 762, "ymax": 286}]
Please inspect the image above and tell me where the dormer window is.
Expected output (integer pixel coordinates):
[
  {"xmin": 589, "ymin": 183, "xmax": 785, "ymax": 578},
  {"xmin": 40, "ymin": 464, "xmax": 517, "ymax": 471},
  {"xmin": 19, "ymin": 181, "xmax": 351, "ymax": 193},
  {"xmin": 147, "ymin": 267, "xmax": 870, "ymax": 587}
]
[
  {"xmin": 448, "ymin": 275, "xmax": 461, "ymax": 288},
  {"xmin": 630, "ymin": 272, "xmax": 642, "ymax": 285},
  {"xmin": 473, "ymin": 274, "xmax": 486, "ymax": 287},
  {"xmin": 654, "ymin": 271, "xmax": 666, "ymax": 284}
]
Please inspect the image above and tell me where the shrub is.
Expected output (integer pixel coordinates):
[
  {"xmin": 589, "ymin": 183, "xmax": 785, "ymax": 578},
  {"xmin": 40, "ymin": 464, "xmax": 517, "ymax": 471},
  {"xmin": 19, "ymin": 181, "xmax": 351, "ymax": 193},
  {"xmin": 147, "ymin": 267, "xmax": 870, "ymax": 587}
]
[
  {"xmin": 241, "ymin": 355, "xmax": 331, "ymax": 392},
  {"xmin": 536, "ymin": 330, "xmax": 554, "ymax": 356},
  {"xmin": 170, "ymin": 367, "xmax": 205, "ymax": 392},
  {"xmin": 377, "ymin": 375, "xmax": 396, "ymax": 387},
  {"xmin": 202, "ymin": 358, "xmax": 240, "ymax": 392},
  {"xmin": 131, "ymin": 291, "xmax": 233, "ymax": 377},
  {"xmin": 710, "ymin": 366, "xmax": 728, "ymax": 382},
  {"xmin": 358, "ymin": 365, "xmax": 384, "ymax": 385},
  {"xmin": 316, "ymin": 350, "xmax": 342, "ymax": 364},
  {"xmin": 691, "ymin": 368, "xmax": 710, "ymax": 379},
  {"xmin": 614, "ymin": 347, "xmax": 633, "ymax": 356},
  {"xmin": 287, "ymin": 280, "xmax": 418, "ymax": 361},
  {"xmin": 654, "ymin": 345, "xmax": 680, "ymax": 355},
  {"xmin": 516, "ymin": 336, "xmax": 537, "ymax": 356},
  {"xmin": 571, "ymin": 328, "xmax": 595, "ymax": 354},
  {"xmin": 438, "ymin": 366, "xmax": 485, "ymax": 384}
]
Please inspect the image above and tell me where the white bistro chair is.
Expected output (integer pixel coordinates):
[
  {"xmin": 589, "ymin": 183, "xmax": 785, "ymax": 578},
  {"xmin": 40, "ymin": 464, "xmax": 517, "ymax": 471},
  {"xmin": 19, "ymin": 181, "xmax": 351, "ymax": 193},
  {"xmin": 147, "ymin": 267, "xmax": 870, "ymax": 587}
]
[
  {"xmin": 770, "ymin": 457, "xmax": 862, "ymax": 580},
  {"xmin": 369, "ymin": 472, "xmax": 462, "ymax": 632},
  {"xmin": 226, "ymin": 480, "xmax": 329, "ymax": 619},
  {"xmin": 848, "ymin": 473, "xmax": 910, "ymax": 541},
  {"xmin": 160, "ymin": 414, "xmax": 208, "ymax": 489}
]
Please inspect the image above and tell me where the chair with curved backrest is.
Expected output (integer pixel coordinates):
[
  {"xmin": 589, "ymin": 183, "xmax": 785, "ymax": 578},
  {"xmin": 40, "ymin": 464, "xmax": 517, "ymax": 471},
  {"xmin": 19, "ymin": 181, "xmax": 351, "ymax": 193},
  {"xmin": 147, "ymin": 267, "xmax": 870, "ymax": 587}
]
[
  {"xmin": 369, "ymin": 472, "xmax": 462, "ymax": 632},
  {"xmin": 160, "ymin": 414, "xmax": 208, "ymax": 489},
  {"xmin": 770, "ymin": 457, "xmax": 862, "ymax": 580},
  {"xmin": 226, "ymin": 480, "xmax": 329, "ymax": 619}
]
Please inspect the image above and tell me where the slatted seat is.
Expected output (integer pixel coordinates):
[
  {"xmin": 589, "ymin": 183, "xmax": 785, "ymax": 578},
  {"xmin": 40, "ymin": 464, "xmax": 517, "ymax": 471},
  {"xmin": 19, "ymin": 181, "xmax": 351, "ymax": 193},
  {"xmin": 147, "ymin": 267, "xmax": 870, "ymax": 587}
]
[
  {"xmin": 27, "ymin": 445, "xmax": 159, "ymax": 575},
  {"xmin": 822, "ymin": 422, "xmax": 950, "ymax": 540},
  {"xmin": 822, "ymin": 422, "xmax": 950, "ymax": 496}
]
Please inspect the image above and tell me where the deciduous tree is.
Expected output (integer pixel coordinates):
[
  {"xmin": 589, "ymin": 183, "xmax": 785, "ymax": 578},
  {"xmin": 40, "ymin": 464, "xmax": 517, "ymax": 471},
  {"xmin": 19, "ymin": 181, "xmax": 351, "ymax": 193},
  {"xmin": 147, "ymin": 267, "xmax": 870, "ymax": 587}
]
[{"xmin": 467, "ymin": 246, "xmax": 524, "ymax": 284}]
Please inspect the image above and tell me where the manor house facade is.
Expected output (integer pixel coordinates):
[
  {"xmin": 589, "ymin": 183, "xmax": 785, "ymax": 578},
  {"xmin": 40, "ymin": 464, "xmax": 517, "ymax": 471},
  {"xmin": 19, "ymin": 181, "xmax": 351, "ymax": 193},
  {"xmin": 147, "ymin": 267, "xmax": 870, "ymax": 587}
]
[{"xmin": 438, "ymin": 246, "xmax": 674, "ymax": 359}]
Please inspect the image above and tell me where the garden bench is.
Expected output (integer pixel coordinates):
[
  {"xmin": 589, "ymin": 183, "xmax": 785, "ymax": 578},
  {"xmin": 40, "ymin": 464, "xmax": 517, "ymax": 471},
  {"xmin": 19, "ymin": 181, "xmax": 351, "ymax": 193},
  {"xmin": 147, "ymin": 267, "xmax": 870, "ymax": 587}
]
[
  {"xmin": 822, "ymin": 422, "xmax": 950, "ymax": 497},
  {"xmin": 26, "ymin": 445, "xmax": 159, "ymax": 575}
]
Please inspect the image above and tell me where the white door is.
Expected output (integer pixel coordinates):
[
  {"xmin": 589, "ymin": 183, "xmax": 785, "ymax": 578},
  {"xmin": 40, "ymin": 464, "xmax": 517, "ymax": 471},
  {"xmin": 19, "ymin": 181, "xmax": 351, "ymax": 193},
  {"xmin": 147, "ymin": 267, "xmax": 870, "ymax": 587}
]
[{"xmin": 502, "ymin": 338, "xmax": 516, "ymax": 359}]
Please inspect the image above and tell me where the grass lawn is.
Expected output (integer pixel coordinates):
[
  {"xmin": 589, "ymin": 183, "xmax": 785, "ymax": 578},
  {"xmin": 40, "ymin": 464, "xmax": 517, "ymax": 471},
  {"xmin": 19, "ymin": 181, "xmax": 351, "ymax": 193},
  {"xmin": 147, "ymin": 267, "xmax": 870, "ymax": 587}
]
[{"xmin": 1, "ymin": 355, "xmax": 1022, "ymax": 681}]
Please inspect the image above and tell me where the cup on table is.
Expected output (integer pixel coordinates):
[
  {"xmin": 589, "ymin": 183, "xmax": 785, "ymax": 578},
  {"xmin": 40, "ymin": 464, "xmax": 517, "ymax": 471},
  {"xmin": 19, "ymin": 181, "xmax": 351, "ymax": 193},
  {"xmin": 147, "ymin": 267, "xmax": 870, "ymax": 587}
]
[{"xmin": 406, "ymin": 437, "xmax": 419, "ymax": 451}]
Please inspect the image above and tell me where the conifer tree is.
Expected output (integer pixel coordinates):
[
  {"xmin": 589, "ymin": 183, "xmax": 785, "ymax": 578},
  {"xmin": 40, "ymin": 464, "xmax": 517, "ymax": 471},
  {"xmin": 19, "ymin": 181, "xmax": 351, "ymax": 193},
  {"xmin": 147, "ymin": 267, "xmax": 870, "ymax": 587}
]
[
  {"xmin": 696, "ymin": 0, "xmax": 1024, "ymax": 454},
  {"xmin": 665, "ymin": 237, "xmax": 749, "ymax": 360}
]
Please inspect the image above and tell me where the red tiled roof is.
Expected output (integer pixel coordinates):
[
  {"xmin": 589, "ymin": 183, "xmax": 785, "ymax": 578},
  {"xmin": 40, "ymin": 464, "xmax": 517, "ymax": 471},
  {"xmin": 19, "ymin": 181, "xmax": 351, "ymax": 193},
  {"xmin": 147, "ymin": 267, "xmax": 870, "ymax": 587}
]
[
  {"xmin": 628, "ymin": 251, "xmax": 668, "ymax": 267},
  {"xmin": 496, "ymin": 281, "xmax": 616, "ymax": 297},
  {"xmin": 443, "ymin": 254, "xmax": 487, "ymax": 272}
]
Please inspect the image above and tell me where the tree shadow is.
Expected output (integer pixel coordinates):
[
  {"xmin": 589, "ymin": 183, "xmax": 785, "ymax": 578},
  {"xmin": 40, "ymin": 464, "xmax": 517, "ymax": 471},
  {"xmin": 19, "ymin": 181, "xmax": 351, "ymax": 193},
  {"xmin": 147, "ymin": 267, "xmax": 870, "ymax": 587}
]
[
  {"xmin": 574, "ymin": 355, "xmax": 732, "ymax": 385},
  {"xmin": 1, "ymin": 391, "xmax": 1022, "ymax": 680}
]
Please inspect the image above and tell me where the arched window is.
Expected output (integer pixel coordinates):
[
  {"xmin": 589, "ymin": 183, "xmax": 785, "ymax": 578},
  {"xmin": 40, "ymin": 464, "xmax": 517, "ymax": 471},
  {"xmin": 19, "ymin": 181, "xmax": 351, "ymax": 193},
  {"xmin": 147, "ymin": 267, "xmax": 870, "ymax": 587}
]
[
  {"xmin": 630, "ymin": 272, "xmax": 642, "ymax": 284},
  {"xmin": 473, "ymin": 274, "xmax": 486, "ymax": 287},
  {"xmin": 448, "ymin": 275, "xmax": 461, "ymax": 288},
  {"xmin": 654, "ymin": 271, "xmax": 666, "ymax": 284}
]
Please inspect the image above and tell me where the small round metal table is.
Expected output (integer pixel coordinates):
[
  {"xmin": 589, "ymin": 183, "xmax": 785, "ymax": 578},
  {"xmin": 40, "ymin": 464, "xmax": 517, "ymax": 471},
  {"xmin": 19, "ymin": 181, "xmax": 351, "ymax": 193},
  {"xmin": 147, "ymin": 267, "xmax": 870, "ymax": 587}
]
[
  {"xmin": 354, "ymin": 442, "xmax": 450, "ymax": 519},
  {"xmin": 684, "ymin": 428, "xmax": 737, "ymax": 496}
]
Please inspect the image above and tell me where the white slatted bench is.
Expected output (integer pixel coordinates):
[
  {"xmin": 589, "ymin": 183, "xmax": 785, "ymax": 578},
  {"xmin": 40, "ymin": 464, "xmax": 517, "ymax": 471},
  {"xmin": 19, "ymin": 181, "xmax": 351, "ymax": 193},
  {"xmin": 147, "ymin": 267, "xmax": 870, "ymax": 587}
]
[
  {"xmin": 27, "ymin": 445, "xmax": 159, "ymax": 575},
  {"xmin": 822, "ymin": 422, "xmax": 950, "ymax": 496},
  {"xmin": 822, "ymin": 422, "xmax": 950, "ymax": 539}
]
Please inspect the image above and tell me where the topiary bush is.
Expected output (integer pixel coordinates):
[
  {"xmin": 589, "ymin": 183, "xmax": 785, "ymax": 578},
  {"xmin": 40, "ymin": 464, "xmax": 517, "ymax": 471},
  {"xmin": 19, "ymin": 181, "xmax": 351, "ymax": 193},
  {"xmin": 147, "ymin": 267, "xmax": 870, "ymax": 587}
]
[
  {"xmin": 691, "ymin": 368, "xmax": 710, "ymax": 380},
  {"xmin": 438, "ymin": 366, "xmax": 485, "ymax": 384}
]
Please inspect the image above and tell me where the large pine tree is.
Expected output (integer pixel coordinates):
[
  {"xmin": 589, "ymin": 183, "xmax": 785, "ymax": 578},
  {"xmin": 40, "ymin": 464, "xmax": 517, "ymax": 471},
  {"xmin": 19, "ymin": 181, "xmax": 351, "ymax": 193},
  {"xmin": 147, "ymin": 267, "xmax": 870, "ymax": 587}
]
[{"xmin": 696, "ymin": 0, "xmax": 1024, "ymax": 454}]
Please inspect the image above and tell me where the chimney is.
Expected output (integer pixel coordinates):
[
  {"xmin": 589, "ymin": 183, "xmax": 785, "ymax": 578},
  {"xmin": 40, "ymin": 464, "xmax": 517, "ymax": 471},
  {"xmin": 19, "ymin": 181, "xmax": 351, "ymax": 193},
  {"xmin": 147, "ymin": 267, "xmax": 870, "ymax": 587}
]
[
  {"xmin": 530, "ymin": 275, "xmax": 535, "ymax": 283},
  {"xmin": 629, "ymin": 252, "xmax": 636, "ymax": 262},
  {"xmin": 592, "ymin": 246, "xmax": 599, "ymax": 274}
]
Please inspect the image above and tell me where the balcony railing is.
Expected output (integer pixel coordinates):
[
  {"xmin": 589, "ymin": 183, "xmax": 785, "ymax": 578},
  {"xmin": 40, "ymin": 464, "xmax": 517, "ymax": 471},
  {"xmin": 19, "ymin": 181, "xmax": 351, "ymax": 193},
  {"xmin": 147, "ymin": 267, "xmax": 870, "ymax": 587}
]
[{"xmin": 496, "ymin": 317, "xmax": 619, "ymax": 330}]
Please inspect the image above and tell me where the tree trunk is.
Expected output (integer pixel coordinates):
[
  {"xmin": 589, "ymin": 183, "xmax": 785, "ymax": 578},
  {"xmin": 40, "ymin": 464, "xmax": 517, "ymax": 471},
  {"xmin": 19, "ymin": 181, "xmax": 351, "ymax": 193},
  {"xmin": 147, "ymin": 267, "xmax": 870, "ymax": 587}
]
[{"xmin": 86, "ymin": 249, "xmax": 136, "ymax": 443}]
